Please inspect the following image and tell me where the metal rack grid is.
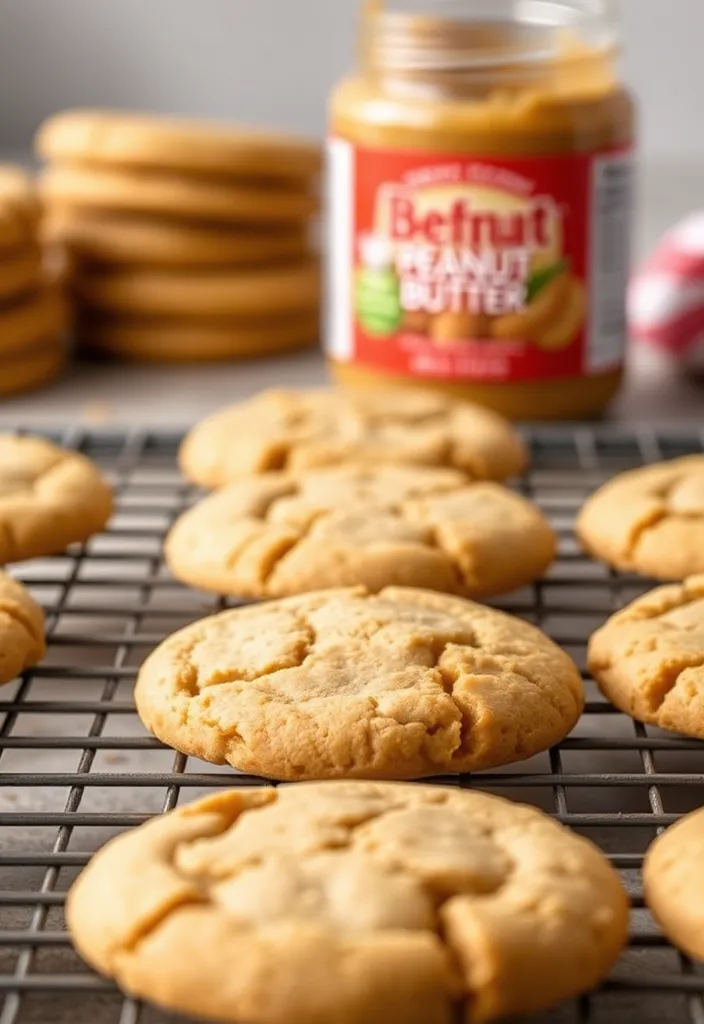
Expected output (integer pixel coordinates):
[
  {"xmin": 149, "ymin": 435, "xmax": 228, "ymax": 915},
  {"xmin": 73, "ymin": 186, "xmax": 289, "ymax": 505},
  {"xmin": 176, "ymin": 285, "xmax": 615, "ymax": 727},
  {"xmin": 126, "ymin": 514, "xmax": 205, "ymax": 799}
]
[{"xmin": 1, "ymin": 424, "xmax": 704, "ymax": 1024}]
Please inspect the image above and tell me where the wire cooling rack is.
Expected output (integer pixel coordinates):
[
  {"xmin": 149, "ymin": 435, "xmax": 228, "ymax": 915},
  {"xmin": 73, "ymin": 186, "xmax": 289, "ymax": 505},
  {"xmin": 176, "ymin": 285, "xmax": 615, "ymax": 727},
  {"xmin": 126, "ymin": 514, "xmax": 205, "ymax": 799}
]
[{"xmin": 1, "ymin": 425, "xmax": 704, "ymax": 1024}]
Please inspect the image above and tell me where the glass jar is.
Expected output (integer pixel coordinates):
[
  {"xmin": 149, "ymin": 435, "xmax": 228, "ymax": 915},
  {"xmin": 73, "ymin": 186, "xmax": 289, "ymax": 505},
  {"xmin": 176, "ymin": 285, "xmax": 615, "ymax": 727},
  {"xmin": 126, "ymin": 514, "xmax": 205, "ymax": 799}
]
[{"xmin": 326, "ymin": 0, "xmax": 636, "ymax": 420}]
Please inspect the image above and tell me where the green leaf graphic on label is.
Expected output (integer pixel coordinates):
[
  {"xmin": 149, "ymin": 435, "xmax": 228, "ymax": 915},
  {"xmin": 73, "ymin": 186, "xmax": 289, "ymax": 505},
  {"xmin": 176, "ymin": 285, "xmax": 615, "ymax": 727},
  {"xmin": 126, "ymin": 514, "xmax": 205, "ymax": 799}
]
[
  {"xmin": 526, "ymin": 259, "xmax": 570, "ymax": 303},
  {"xmin": 355, "ymin": 268, "xmax": 402, "ymax": 337}
]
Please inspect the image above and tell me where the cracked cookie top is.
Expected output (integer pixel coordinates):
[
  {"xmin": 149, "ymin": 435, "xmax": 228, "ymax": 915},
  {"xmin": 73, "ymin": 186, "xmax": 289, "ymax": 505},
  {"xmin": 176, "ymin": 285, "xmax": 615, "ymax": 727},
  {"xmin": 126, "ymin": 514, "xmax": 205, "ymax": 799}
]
[
  {"xmin": 67, "ymin": 782, "xmax": 628, "ymax": 1024},
  {"xmin": 577, "ymin": 455, "xmax": 704, "ymax": 580},
  {"xmin": 178, "ymin": 388, "xmax": 527, "ymax": 489},
  {"xmin": 0, "ymin": 570, "xmax": 45, "ymax": 685},
  {"xmin": 0, "ymin": 435, "xmax": 113, "ymax": 563},
  {"xmin": 588, "ymin": 575, "xmax": 704, "ymax": 738},
  {"xmin": 644, "ymin": 806, "xmax": 704, "ymax": 962},
  {"xmin": 165, "ymin": 465, "xmax": 556, "ymax": 600},
  {"xmin": 135, "ymin": 587, "xmax": 583, "ymax": 781}
]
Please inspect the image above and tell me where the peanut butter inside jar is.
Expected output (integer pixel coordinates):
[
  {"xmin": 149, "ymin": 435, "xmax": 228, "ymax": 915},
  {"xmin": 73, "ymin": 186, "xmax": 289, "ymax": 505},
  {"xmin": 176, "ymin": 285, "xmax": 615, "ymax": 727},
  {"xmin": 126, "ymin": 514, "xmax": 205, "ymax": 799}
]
[{"xmin": 327, "ymin": 0, "xmax": 635, "ymax": 420}]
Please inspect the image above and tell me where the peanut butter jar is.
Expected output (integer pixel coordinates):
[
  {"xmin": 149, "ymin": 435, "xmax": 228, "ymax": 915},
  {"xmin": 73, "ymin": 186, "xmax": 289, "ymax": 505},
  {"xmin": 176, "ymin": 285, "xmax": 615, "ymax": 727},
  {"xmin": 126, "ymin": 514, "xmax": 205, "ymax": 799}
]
[{"xmin": 326, "ymin": 0, "xmax": 636, "ymax": 420}]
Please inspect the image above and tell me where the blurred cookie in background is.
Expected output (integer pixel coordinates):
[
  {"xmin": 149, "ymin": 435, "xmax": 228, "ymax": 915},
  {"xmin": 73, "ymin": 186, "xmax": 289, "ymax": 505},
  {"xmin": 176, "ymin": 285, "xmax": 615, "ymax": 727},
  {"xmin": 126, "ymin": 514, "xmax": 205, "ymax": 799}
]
[
  {"xmin": 71, "ymin": 259, "xmax": 320, "ymax": 319},
  {"xmin": 36, "ymin": 109, "xmax": 321, "ymax": 182},
  {"xmin": 78, "ymin": 313, "xmax": 319, "ymax": 363},
  {"xmin": 43, "ymin": 212, "xmax": 311, "ymax": 268},
  {"xmin": 40, "ymin": 163, "xmax": 318, "ymax": 226},
  {"xmin": 0, "ymin": 342, "xmax": 67, "ymax": 398},
  {"xmin": 36, "ymin": 109, "xmax": 321, "ymax": 363},
  {"xmin": 0, "ymin": 167, "xmax": 68, "ymax": 394}
]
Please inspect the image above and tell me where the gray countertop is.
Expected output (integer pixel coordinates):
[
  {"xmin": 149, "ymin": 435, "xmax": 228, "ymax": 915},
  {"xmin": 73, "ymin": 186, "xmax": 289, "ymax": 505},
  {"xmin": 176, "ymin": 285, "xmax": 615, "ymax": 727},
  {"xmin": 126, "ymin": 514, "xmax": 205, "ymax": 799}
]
[{"xmin": 0, "ymin": 346, "xmax": 701, "ymax": 431}]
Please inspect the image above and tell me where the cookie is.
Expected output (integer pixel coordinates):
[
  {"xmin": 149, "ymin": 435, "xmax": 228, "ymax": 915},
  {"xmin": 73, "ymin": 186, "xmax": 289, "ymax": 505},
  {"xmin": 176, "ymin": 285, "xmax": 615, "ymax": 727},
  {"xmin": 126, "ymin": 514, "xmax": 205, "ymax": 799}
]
[
  {"xmin": 588, "ymin": 575, "xmax": 704, "ymax": 738},
  {"xmin": 44, "ymin": 211, "xmax": 310, "ymax": 267},
  {"xmin": 165, "ymin": 465, "xmax": 556, "ymax": 599},
  {"xmin": 0, "ymin": 435, "xmax": 113, "ymax": 562},
  {"xmin": 0, "ymin": 249, "xmax": 43, "ymax": 304},
  {"xmin": 40, "ymin": 164, "xmax": 319, "ymax": 226},
  {"xmin": 577, "ymin": 455, "xmax": 704, "ymax": 579},
  {"xmin": 179, "ymin": 388, "xmax": 527, "ymax": 489},
  {"xmin": 72, "ymin": 260, "xmax": 320, "ymax": 318},
  {"xmin": 37, "ymin": 110, "xmax": 322, "ymax": 183},
  {"xmin": 135, "ymin": 586, "xmax": 583, "ymax": 780},
  {"xmin": 78, "ymin": 313, "xmax": 318, "ymax": 362},
  {"xmin": 0, "ymin": 166, "xmax": 41, "ymax": 252},
  {"xmin": 67, "ymin": 782, "xmax": 628, "ymax": 1024},
  {"xmin": 0, "ymin": 343, "xmax": 66, "ymax": 398},
  {"xmin": 0, "ymin": 288, "xmax": 69, "ymax": 357},
  {"xmin": 644, "ymin": 806, "xmax": 704, "ymax": 961},
  {"xmin": 0, "ymin": 570, "xmax": 45, "ymax": 684}
]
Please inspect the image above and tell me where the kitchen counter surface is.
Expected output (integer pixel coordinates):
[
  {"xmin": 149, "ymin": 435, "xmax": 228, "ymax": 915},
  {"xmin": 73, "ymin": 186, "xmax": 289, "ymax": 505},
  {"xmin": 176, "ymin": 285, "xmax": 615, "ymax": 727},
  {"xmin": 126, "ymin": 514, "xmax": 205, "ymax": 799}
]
[{"xmin": 0, "ymin": 346, "xmax": 701, "ymax": 431}]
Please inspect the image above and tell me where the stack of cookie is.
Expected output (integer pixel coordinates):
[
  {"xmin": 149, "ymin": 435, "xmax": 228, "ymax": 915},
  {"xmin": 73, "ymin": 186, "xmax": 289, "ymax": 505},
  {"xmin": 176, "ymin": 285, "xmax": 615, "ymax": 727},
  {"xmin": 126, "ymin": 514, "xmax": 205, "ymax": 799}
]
[
  {"xmin": 0, "ymin": 167, "xmax": 68, "ymax": 396},
  {"xmin": 36, "ymin": 110, "xmax": 321, "ymax": 362}
]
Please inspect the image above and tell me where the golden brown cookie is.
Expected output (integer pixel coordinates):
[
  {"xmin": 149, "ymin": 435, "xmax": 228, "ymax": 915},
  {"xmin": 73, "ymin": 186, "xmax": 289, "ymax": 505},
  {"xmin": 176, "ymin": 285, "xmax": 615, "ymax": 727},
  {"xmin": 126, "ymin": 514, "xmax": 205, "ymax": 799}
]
[
  {"xmin": 78, "ymin": 313, "xmax": 318, "ymax": 362},
  {"xmin": 0, "ymin": 343, "xmax": 66, "ymax": 398},
  {"xmin": 0, "ymin": 288, "xmax": 69, "ymax": 357},
  {"xmin": 72, "ymin": 260, "xmax": 320, "ymax": 318},
  {"xmin": 0, "ymin": 248, "xmax": 43, "ymax": 304},
  {"xmin": 67, "ymin": 783, "xmax": 628, "ymax": 1024},
  {"xmin": 0, "ymin": 570, "xmax": 45, "ymax": 684},
  {"xmin": 43, "ymin": 210, "xmax": 311, "ymax": 267},
  {"xmin": 0, "ymin": 435, "xmax": 113, "ymax": 562},
  {"xmin": 37, "ymin": 109, "xmax": 322, "ymax": 183},
  {"xmin": 577, "ymin": 455, "xmax": 704, "ymax": 579},
  {"xmin": 0, "ymin": 166, "xmax": 41, "ymax": 252},
  {"xmin": 588, "ymin": 575, "xmax": 704, "ymax": 738},
  {"xmin": 166, "ymin": 465, "xmax": 556, "ymax": 599},
  {"xmin": 135, "ymin": 586, "xmax": 583, "ymax": 780},
  {"xmin": 179, "ymin": 387, "xmax": 527, "ymax": 489},
  {"xmin": 40, "ymin": 164, "xmax": 319, "ymax": 227},
  {"xmin": 644, "ymin": 807, "xmax": 704, "ymax": 961}
]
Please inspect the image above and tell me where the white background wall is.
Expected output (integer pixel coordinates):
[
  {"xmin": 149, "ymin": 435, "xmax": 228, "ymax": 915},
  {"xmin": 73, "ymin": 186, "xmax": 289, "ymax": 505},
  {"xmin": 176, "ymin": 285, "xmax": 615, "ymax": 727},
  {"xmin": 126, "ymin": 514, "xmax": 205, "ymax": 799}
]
[{"xmin": 0, "ymin": 0, "xmax": 700, "ymax": 162}]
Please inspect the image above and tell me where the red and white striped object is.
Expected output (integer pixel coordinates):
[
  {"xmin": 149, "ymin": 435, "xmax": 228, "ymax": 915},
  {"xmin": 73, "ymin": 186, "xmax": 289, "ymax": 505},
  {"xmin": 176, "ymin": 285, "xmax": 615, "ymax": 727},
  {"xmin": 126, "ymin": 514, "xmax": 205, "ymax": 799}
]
[{"xmin": 629, "ymin": 214, "xmax": 704, "ymax": 361}]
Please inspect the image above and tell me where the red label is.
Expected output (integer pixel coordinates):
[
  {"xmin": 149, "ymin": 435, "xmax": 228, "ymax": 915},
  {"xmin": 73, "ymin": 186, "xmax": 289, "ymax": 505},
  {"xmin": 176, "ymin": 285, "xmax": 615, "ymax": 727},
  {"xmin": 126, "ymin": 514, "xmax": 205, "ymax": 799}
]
[{"xmin": 327, "ymin": 141, "xmax": 633, "ymax": 383}]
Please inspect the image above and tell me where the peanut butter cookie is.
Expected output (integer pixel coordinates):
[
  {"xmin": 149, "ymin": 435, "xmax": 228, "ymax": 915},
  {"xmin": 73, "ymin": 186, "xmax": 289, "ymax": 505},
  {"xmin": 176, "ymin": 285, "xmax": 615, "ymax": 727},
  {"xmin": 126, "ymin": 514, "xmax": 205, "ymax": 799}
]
[
  {"xmin": 78, "ymin": 313, "xmax": 318, "ymax": 362},
  {"xmin": 0, "ymin": 248, "xmax": 43, "ymax": 304},
  {"xmin": 0, "ymin": 570, "xmax": 45, "ymax": 684},
  {"xmin": 40, "ymin": 164, "xmax": 318, "ymax": 227},
  {"xmin": 179, "ymin": 388, "xmax": 527, "ymax": 489},
  {"xmin": 588, "ymin": 575, "xmax": 704, "ymax": 738},
  {"xmin": 67, "ymin": 782, "xmax": 628, "ymax": 1024},
  {"xmin": 0, "ymin": 288, "xmax": 68, "ymax": 358},
  {"xmin": 644, "ymin": 806, "xmax": 704, "ymax": 961},
  {"xmin": 37, "ymin": 110, "xmax": 322, "ymax": 183},
  {"xmin": 135, "ymin": 587, "xmax": 583, "ymax": 780},
  {"xmin": 73, "ymin": 259, "xmax": 320, "ymax": 318},
  {"xmin": 577, "ymin": 455, "xmax": 704, "ymax": 579},
  {"xmin": 44, "ymin": 211, "xmax": 310, "ymax": 267},
  {"xmin": 0, "ymin": 343, "xmax": 67, "ymax": 397},
  {"xmin": 0, "ymin": 436, "xmax": 113, "ymax": 562},
  {"xmin": 166, "ymin": 465, "xmax": 556, "ymax": 599},
  {"xmin": 0, "ymin": 166, "xmax": 41, "ymax": 253}
]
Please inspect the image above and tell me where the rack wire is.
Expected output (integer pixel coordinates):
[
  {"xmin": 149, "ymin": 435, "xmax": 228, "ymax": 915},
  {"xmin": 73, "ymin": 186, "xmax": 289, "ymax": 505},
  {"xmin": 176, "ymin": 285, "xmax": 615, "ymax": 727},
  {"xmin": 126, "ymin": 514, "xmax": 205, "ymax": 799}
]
[{"xmin": 1, "ymin": 424, "xmax": 704, "ymax": 1024}]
